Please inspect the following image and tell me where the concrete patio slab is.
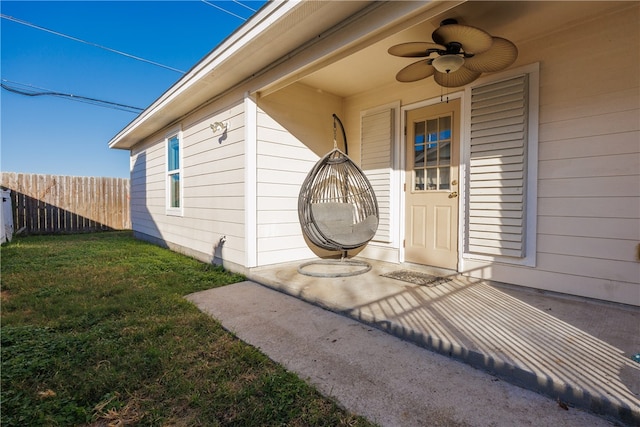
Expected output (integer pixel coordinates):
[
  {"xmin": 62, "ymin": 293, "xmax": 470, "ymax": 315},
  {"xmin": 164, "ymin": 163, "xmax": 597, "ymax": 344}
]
[
  {"xmin": 240, "ymin": 259, "xmax": 640, "ymax": 425},
  {"xmin": 188, "ymin": 281, "xmax": 619, "ymax": 426}
]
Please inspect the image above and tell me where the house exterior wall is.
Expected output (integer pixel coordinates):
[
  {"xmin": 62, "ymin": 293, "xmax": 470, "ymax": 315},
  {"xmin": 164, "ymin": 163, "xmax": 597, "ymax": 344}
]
[
  {"xmin": 463, "ymin": 4, "xmax": 639, "ymax": 305},
  {"xmin": 128, "ymin": 80, "xmax": 347, "ymax": 272},
  {"xmin": 124, "ymin": 2, "xmax": 638, "ymax": 305},
  {"xmin": 256, "ymin": 83, "xmax": 344, "ymax": 266},
  {"xmin": 130, "ymin": 101, "xmax": 248, "ymax": 271},
  {"xmin": 342, "ymin": 4, "xmax": 639, "ymax": 305}
]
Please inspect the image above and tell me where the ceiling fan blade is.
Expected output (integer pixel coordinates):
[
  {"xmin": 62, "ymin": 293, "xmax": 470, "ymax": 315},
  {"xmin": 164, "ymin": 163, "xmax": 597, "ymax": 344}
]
[
  {"xmin": 396, "ymin": 60, "xmax": 436, "ymax": 82},
  {"xmin": 433, "ymin": 66, "xmax": 481, "ymax": 87},
  {"xmin": 463, "ymin": 37, "xmax": 518, "ymax": 72},
  {"xmin": 432, "ymin": 23, "xmax": 493, "ymax": 54},
  {"xmin": 388, "ymin": 42, "xmax": 445, "ymax": 57}
]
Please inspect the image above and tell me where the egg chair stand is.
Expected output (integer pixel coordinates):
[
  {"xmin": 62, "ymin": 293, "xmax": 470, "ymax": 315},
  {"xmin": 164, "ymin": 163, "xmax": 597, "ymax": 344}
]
[{"xmin": 297, "ymin": 114, "xmax": 379, "ymax": 278}]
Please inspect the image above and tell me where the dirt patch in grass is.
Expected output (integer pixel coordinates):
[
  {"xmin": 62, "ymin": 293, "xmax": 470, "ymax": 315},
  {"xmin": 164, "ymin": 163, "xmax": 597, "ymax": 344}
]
[{"xmin": 90, "ymin": 392, "xmax": 146, "ymax": 426}]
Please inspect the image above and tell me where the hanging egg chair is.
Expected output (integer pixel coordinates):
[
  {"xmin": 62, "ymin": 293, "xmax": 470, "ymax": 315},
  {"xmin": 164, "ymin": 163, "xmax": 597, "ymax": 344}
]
[{"xmin": 297, "ymin": 114, "xmax": 379, "ymax": 277}]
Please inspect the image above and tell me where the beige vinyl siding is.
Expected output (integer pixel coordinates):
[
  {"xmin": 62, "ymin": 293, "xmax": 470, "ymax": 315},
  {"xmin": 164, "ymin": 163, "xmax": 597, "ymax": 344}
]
[
  {"xmin": 529, "ymin": 4, "xmax": 639, "ymax": 300},
  {"xmin": 463, "ymin": 4, "xmax": 639, "ymax": 305},
  {"xmin": 361, "ymin": 108, "xmax": 394, "ymax": 243},
  {"xmin": 182, "ymin": 104, "xmax": 246, "ymax": 265},
  {"xmin": 339, "ymin": 4, "xmax": 638, "ymax": 304},
  {"xmin": 124, "ymin": 2, "xmax": 637, "ymax": 304},
  {"xmin": 130, "ymin": 141, "xmax": 165, "ymax": 234},
  {"xmin": 129, "ymin": 103, "xmax": 247, "ymax": 267},
  {"xmin": 255, "ymin": 108, "xmax": 319, "ymax": 265},
  {"xmin": 255, "ymin": 82, "xmax": 343, "ymax": 265}
]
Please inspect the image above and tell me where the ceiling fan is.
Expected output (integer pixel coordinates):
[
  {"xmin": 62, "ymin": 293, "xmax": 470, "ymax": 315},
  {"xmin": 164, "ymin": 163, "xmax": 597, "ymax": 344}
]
[{"xmin": 388, "ymin": 19, "xmax": 518, "ymax": 87}]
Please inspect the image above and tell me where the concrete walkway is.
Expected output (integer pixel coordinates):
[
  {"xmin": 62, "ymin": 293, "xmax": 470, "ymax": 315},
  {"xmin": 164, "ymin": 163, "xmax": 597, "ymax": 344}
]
[{"xmin": 187, "ymin": 260, "xmax": 639, "ymax": 426}]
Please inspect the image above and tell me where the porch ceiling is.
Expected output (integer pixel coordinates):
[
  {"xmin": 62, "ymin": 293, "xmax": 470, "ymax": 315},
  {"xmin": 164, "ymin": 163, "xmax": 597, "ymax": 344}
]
[{"xmin": 297, "ymin": 1, "xmax": 627, "ymax": 98}]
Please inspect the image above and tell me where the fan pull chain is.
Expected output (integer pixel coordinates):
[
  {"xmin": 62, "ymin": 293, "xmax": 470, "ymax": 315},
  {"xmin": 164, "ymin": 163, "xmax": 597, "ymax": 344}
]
[
  {"xmin": 440, "ymin": 72, "xmax": 450, "ymax": 103},
  {"xmin": 446, "ymin": 73, "xmax": 450, "ymax": 103}
]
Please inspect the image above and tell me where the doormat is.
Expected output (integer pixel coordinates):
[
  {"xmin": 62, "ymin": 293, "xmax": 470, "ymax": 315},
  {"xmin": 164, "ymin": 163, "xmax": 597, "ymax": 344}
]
[{"xmin": 381, "ymin": 270, "xmax": 449, "ymax": 287}]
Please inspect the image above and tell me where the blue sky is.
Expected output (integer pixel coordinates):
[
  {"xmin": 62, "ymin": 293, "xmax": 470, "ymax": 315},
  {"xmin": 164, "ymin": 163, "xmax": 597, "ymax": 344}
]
[{"xmin": 1, "ymin": 0, "xmax": 267, "ymax": 178}]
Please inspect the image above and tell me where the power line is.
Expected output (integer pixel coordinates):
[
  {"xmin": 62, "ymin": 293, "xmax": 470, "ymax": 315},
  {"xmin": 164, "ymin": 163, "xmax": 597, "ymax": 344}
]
[
  {"xmin": 233, "ymin": 1, "xmax": 258, "ymax": 13},
  {"xmin": 1, "ymin": 80, "xmax": 144, "ymax": 113},
  {"xmin": 0, "ymin": 14, "xmax": 185, "ymax": 74},
  {"xmin": 200, "ymin": 0, "xmax": 247, "ymax": 21}
]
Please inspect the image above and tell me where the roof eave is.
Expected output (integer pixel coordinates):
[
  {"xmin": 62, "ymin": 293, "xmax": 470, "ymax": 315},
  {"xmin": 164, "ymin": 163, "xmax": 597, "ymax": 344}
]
[
  {"xmin": 108, "ymin": 1, "xmax": 374, "ymax": 150},
  {"xmin": 109, "ymin": 1, "xmax": 291, "ymax": 150}
]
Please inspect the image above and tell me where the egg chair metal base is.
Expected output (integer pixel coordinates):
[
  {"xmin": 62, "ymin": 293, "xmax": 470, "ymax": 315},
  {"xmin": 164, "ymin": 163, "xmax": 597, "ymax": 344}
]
[{"xmin": 297, "ymin": 258, "xmax": 372, "ymax": 278}]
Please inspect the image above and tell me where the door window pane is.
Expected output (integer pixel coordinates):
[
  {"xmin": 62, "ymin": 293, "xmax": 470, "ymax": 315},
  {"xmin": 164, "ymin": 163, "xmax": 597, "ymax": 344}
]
[
  {"xmin": 427, "ymin": 119, "xmax": 438, "ymax": 142},
  {"xmin": 426, "ymin": 142, "xmax": 438, "ymax": 166},
  {"xmin": 414, "ymin": 122, "xmax": 425, "ymax": 167},
  {"xmin": 426, "ymin": 168, "xmax": 437, "ymax": 190},
  {"xmin": 439, "ymin": 167, "xmax": 450, "ymax": 190},
  {"xmin": 440, "ymin": 141, "xmax": 450, "ymax": 166},
  {"xmin": 414, "ymin": 121, "xmax": 425, "ymax": 142},
  {"xmin": 412, "ymin": 113, "xmax": 453, "ymax": 191},
  {"xmin": 439, "ymin": 117, "xmax": 451, "ymax": 140},
  {"xmin": 414, "ymin": 145, "xmax": 425, "ymax": 167},
  {"xmin": 414, "ymin": 169, "xmax": 425, "ymax": 190}
]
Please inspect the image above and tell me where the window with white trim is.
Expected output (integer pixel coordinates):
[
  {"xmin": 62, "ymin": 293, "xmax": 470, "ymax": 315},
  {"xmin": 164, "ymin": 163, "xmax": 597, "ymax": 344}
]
[
  {"xmin": 463, "ymin": 65, "xmax": 538, "ymax": 266},
  {"xmin": 166, "ymin": 131, "xmax": 183, "ymax": 214}
]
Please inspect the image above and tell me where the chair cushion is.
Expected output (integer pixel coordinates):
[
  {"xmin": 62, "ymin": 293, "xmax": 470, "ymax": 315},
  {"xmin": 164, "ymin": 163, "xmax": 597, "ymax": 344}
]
[
  {"xmin": 311, "ymin": 203, "xmax": 354, "ymax": 237},
  {"xmin": 311, "ymin": 203, "xmax": 377, "ymax": 247}
]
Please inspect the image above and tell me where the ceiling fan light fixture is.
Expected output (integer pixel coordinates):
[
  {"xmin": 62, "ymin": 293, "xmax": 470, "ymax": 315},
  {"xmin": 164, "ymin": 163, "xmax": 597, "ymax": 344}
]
[
  {"xmin": 432, "ymin": 54, "xmax": 464, "ymax": 73},
  {"xmin": 388, "ymin": 19, "xmax": 517, "ymax": 88}
]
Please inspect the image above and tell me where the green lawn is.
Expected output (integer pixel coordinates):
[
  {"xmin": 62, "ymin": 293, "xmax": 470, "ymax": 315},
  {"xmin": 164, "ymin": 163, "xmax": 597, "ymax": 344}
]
[{"xmin": 1, "ymin": 232, "xmax": 373, "ymax": 426}]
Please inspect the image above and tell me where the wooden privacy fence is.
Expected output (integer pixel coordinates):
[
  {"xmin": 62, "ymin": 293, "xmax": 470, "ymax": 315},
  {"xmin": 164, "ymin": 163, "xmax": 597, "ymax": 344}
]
[{"xmin": 0, "ymin": 172, "xmax": 131, "ymax": 235}]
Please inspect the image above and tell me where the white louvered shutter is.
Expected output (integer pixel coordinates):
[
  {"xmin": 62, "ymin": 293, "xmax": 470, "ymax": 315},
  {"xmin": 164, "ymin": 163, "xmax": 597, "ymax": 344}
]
[
  {"xmin": 467, "ymin": 75, "xmax": 529, "ymax": 257},
  {"xmin": 361, "ymin": 109, "xmax": 393, "ymax": 243}
]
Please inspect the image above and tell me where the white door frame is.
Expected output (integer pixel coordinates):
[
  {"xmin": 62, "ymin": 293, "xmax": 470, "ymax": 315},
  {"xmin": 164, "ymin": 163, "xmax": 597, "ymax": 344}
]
[{"xmin": 398, "ymin": 91, "xmax": 466, "ymax": 269}]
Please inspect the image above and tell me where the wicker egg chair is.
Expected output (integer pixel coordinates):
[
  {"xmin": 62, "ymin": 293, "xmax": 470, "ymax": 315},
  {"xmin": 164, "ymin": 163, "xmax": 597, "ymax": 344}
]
[{"xmin": 297, "ymin": 115, "xmax": 379, "ymax": 277}]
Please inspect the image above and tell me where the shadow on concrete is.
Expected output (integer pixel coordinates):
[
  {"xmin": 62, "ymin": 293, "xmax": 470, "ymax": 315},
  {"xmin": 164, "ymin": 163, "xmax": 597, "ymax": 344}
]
[{"xmin": 248, "ymin": 261, "xmax": 640, "ymax": 425}]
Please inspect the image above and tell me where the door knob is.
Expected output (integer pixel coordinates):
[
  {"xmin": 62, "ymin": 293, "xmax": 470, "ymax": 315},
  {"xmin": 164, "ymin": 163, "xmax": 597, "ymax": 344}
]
[{"xmin": 448, "ymin": 191, "xmax": 458, "ymax": 199}]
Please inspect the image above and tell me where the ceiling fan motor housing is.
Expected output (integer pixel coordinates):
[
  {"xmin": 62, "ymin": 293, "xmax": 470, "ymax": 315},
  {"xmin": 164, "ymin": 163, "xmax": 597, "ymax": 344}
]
[{"xmin": 440, "ymin": 18, "xmax": 459, "ymax": 26}]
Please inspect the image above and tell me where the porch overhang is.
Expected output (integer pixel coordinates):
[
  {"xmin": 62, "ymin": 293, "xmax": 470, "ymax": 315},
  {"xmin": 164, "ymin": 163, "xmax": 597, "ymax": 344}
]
[
  {"xmin": 108, "ymin": 0, "xmax": 464, "ymax": 150},
  {"xmin": 109, "ymin": 0, "xmax": 627, "ymax": 151}
]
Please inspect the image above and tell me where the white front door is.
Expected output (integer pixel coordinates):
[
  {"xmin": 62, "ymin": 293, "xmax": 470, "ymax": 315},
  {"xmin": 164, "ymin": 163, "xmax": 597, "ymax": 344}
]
[{"xmin": 405, "ymin": 99, "xmax": 460, "ymax": 269}]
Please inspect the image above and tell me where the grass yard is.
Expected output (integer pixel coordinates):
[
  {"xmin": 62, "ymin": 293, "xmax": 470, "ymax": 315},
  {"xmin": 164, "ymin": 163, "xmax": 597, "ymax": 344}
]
[{"xmin": 1, "ymin": 231, "xmax": 374, "ymax": 426}]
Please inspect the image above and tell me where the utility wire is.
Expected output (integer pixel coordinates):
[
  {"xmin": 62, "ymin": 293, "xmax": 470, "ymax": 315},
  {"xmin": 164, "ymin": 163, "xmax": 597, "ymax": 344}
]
[
  {"xmin": 1, "ymin": 14, "xmax": 185, "ymax": 74},
  {"xmin": 233, "ymin": 0, "xmax": 257, "ymax": 13},
  {"xmin": 1, "ymin": 80, "xmax": 144, "ymax": 113},
  {"xmin": 200, "ymin": 0, "xmax": 247, "ymax": 21}
]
